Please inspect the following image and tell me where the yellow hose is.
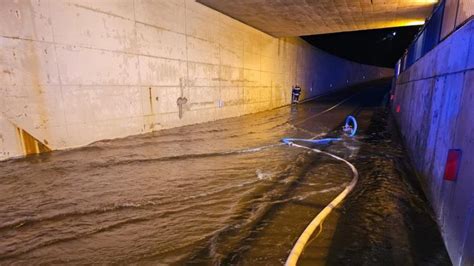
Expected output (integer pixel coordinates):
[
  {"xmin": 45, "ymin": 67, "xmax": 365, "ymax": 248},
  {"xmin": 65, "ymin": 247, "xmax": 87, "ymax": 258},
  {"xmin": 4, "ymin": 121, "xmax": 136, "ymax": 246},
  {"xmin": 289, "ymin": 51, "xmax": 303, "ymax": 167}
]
[{"xmin": 285, "ymin": 143, "xmax": 359, "ymax": 266}]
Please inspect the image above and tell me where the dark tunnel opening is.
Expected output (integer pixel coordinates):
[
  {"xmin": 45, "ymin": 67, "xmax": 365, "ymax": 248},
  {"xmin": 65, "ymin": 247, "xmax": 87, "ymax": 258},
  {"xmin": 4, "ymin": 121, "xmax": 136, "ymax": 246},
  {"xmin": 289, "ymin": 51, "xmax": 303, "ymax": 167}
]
[{"xmin": 302, "ymin": 26, "xmax": 422, "ymax": 68}]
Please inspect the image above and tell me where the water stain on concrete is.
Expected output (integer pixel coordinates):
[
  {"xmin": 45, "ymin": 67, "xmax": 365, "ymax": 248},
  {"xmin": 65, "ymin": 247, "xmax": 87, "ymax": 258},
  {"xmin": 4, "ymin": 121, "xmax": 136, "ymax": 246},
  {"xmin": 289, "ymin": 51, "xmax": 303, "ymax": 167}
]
[{"xmin": 148, "ymin": 87, "xmax": 154, "ymax": 114}]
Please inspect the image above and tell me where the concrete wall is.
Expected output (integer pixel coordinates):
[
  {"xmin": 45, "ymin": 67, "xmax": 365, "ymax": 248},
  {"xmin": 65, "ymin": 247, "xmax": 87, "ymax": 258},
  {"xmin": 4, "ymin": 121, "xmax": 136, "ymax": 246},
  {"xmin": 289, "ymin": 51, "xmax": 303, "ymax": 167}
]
[
  {"xmin": 0, "ymin": 0, "xmax": 392, "ymax": 160},
  {"xmin": 0, "ymin": 114, "xmax": 23, "ymax": 159},
  {"xmin": 392, "ymin": 19, "xmax": 473, "ymax": 266}
]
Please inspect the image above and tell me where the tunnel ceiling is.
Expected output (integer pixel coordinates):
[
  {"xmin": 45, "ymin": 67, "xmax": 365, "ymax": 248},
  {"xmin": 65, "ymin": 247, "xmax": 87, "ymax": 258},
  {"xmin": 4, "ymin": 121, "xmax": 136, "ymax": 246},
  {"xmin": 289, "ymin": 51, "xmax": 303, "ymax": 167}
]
[{"xmin": 196, "ymin": 0, "xmax": 437, "ymax": 36}]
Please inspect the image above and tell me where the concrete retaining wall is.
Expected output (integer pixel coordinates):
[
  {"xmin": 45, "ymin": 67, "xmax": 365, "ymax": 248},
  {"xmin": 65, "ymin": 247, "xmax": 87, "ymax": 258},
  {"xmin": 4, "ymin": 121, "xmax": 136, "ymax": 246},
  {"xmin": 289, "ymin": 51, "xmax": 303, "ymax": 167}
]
[
  {"xmin": 0, "ymin": 0, "xmax": 392, "ymax": 160},
  {"xmin": 392, "ymin": 19, "xmax": 473, "ymax": 266}
]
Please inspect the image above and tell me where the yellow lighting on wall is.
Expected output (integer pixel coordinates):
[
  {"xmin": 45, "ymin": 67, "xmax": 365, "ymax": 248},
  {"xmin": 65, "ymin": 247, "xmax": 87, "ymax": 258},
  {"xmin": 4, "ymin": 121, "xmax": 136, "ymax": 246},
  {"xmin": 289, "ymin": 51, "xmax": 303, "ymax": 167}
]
[
  {"xmin": 411, "ymin": 0, "xmax": 438, "ymax": 4},
  {"xmin": 403, "ymin": 20, "xmax": 426, "ymax": 26}
]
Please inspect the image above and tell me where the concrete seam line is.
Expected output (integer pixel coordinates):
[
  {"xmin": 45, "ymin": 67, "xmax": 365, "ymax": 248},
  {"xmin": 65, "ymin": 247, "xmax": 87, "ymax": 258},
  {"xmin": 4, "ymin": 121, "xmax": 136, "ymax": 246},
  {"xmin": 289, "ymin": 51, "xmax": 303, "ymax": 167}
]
[{"xmin": 285, "ymin": 143, "xmax": 359, "ymax": 266}]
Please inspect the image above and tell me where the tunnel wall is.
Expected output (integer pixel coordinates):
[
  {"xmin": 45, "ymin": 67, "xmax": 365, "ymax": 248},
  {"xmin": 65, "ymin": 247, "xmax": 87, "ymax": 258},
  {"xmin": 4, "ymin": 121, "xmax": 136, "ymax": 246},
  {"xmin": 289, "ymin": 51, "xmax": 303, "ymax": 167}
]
[
  {"xmin": 0, "ymin": 0, "xmax": 392, "ymax": 160},
  {"xmin": 392, "ymin": 18, "xmax": 473, "ymax": 265}
]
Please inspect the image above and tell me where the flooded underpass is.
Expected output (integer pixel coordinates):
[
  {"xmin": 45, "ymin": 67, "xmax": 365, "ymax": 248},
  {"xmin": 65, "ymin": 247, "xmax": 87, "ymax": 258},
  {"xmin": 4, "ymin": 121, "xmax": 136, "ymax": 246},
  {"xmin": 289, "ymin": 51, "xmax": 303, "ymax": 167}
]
[{"xmin": 0, "ymin": 81, "xmax": 450, "ymax": 265}]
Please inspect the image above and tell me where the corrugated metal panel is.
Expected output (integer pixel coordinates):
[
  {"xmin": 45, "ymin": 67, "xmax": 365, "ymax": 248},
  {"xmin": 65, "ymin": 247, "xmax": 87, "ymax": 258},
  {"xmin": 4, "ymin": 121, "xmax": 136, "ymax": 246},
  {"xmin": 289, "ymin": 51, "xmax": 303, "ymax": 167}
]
[
  {"xmin": 456, "ymin": 0, "xmax": 474, "ymax": 27},
  {"xmin": 441, "ymin": 0, "xmax": 460, "ymax": 39}
]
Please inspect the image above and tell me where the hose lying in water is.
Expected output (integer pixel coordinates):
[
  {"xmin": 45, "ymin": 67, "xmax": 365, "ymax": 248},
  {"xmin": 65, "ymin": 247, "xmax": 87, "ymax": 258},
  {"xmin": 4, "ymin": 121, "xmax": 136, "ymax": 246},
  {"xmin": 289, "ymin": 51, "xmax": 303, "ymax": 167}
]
[
  {"xmin": 283, "ymin": 116, "xmax": 359, "ymax": 266},
  {"xmin": 283, "ymin": 115, "xmax": 358, "ymax": 145},
  {"xmin": 281, "ymin": 137, "xmax": 342, "ymax": 145}
]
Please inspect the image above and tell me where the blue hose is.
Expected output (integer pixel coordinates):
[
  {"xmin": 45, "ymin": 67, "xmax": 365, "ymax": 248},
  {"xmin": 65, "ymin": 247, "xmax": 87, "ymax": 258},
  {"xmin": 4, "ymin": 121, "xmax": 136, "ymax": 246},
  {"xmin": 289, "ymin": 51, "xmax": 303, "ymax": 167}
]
[
  {"xmin": 343, "ymin": 115, "xmax": 358, "ymax": 137},
  {"xmin": 282, "ymin": 115, "xmax": 357, "ymax": 145},
  {"xmin": 281, "ymin": 138, "xmax": 342, "ymax": 145}
]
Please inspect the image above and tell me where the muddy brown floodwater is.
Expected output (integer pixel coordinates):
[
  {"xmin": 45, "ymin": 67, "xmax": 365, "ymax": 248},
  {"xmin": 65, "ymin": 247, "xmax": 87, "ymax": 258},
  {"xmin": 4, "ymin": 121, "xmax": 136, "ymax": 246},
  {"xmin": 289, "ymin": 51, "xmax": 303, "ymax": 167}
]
[{"xmin": 0, "ymin": 81, "xmax": 450, "ymax": 265}]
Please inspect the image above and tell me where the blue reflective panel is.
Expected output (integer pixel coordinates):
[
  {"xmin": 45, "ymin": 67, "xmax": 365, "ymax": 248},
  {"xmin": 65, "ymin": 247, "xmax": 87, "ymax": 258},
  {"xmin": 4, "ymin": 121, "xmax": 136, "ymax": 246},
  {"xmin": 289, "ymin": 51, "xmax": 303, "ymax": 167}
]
[
  {"xmin": 423, "ymin": 2, "xmax": 445, "ymax": 55},
  {"xmin": 397, "ymin": 1, "xmax": 445, "ymax": 73},
  {"xmin": 407, "ymin": 44, "xmax": 417, "ymax": 67},
  {"xmin": 415, "ymin": 30, "xmax": 426, "ymax": 61}
]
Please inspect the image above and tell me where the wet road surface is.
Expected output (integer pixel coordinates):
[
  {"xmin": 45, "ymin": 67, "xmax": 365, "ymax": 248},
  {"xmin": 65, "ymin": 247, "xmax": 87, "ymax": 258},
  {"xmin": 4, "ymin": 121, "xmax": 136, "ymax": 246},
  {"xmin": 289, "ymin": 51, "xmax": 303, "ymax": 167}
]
[{"xmin": 0, "ymin": 80, "xmax": 450, "ymax": 265}]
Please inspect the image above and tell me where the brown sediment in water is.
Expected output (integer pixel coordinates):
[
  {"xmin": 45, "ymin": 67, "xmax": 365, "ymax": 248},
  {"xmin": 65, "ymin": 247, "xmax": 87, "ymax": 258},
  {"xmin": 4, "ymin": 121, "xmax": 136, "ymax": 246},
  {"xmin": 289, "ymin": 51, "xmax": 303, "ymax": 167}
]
[{"xmin": 0, "ymin": 84, "xmax": 449, "ymax": 265}]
